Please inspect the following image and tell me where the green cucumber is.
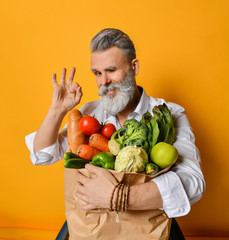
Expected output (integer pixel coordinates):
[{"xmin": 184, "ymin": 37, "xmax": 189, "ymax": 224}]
[
  {"xmin": 64, "ymin": 152, "xmax": 78, "ymax": 160},
  {"xmin": 64, "ymin": 158, "xmax": 91, "ymax": 169}
]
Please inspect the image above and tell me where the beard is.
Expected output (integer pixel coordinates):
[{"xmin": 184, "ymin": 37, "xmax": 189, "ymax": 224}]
[{"xmin": 98, "ymin": 69, "xmax": 136, "ymax": 116}]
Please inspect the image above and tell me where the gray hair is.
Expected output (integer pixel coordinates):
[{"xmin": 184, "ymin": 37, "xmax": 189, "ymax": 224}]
[{"xmin": 90, "ymin": 28, "xmax": 136, "ymax": 63}]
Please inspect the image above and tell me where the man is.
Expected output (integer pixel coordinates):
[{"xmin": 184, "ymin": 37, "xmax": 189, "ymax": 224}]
[{"xmin": 25, "ymin": 28, "xmax": 205, "ymax": 238}]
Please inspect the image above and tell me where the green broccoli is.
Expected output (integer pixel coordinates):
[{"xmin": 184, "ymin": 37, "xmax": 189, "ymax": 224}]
[
  {"xmin": 123, "ymin": 119, "xmax": 141, "ymax": 136},
  {"xmin": 122, "ymin": 119, "xmax": 151, "ymax": 153},
  {"xmin": 108, "ymin": 119, "xmax": 152, "ymax": 155}
]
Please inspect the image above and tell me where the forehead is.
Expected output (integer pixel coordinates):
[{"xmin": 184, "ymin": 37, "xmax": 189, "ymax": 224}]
[{"xmin": 90, "ymin": 46, "xmax": 128, "ymax": 69}]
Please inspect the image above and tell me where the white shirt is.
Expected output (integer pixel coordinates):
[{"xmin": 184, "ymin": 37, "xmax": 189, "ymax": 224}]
[{"xmin": 25, "ymin": 87, "xmax": 205, "ymax": 218}]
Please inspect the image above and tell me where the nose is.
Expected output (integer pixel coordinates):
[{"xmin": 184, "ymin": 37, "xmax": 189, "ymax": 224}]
[{"xmin": 100, "ymin": 72, "xmax": 111, "ymax": 86}]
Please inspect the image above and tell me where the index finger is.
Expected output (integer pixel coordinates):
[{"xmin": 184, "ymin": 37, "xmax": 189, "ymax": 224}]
[
  {"xmin": 67, "ymin": 67, "xmax": 76, "ymax": 87},
  {"xmin": 85, "ymin": 164, "xmax": 118, "ymax": 184}
]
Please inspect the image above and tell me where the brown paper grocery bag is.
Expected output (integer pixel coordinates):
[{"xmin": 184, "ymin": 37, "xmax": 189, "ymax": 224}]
[{"xmin": 64, "ymin": 168, "xmax": 171, "ymax": 240}]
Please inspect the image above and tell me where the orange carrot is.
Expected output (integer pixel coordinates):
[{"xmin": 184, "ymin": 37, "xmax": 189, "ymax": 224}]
[
  {"xmin": 89, "ymin": 133, "xmax": 110, "ymax": 152},
  {"xmin": 77, "ymin": 144, "xmax": 101, "ymax": 160},
  {"xmin": 67, "ymin": 109, "xmax": 86, "ymax": 154},
  {"xmin": 66, "ymin": 143, "xmax": 71, "ymax": 152}
]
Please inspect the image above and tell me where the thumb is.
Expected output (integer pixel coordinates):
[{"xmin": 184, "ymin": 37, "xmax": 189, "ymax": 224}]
[{"xmin": 70, "ymin": 82, "xmax": 80, "ymax": 93}]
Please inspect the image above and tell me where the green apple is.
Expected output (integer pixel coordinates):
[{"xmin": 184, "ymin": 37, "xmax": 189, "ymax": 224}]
[{"xmin": 150, "ymin": 142, "xmax": 178, "ymax": 169}]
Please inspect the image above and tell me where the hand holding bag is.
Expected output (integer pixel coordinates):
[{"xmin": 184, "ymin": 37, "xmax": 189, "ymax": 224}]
[{"xmin": 64, "ymin": 167, "xmax": 171, "ymax": 240}]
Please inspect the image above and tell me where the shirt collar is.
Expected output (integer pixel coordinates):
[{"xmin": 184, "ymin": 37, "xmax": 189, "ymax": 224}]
[{"xmin": 128, "ymin": 86, "xmax": 149, "ymax": 120}]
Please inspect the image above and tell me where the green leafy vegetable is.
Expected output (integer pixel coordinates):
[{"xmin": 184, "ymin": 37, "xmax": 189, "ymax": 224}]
[
  {"xmin": 153, "ymin": 104, "xmax": 175, "ymax": 144},
  {"xmin": 141, "ymin": 103, "xmax": 175, "ymax": 152}
]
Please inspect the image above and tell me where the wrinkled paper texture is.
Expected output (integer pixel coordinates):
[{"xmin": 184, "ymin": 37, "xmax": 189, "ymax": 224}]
[{"xmin": 64, "ymin": 167, "xmax": 171, "ymax": 240}]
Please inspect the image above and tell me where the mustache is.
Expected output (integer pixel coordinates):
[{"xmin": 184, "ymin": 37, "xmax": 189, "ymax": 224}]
[{"xmin": 98, "ymin": 83, "xmax": 121, "ymax": 96}]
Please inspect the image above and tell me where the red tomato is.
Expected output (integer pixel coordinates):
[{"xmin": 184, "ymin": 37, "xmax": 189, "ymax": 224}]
[
  {"xmin": 79, "ymin": 116, "xmax": 101, "ymax": 135},
  {"xmin": 100, "ymin": 123, "xmax": 116, "ymax": 139}
]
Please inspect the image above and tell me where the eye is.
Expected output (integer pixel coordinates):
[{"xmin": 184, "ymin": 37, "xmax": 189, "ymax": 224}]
[{"xmin": 94, "ymin": 71, "xmax": 102, "ymax": 76}]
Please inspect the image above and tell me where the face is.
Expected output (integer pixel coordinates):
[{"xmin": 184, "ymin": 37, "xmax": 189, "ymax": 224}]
[
  {"xmin": 90, "ymin": 47, "xmax": 139, "ymax": 115},
  {"xmin": 91, "ymin": 46, "xmax": 138, "ymax": 96}
]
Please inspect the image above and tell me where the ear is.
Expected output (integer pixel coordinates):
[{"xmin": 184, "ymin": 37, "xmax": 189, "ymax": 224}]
[{"xmin": 131, "ymin": 58, "xmax": 139, "ymax": 76}]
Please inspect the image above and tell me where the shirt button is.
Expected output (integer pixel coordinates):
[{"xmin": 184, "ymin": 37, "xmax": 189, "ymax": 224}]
[{"xmin": 179, "ymin": 207, "xmax": 184, "ymax": 213}]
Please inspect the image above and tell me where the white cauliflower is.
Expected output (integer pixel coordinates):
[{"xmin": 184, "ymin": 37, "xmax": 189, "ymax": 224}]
[{"xmin": 115, "ymin": 146, "xmax": 148, "ymax": 173}]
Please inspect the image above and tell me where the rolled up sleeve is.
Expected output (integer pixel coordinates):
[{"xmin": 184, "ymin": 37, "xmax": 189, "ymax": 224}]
[
  {"xmin": 153, "ymin": 171, "xmax": 191, "ymax": 217},
  {"xmin": 25, "ymin": 125, "xmax": 68, "ymax": 165}
]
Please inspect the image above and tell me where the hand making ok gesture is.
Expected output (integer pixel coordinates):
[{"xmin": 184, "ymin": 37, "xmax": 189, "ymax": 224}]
[{"xmin": 51, "ymin": 67, "xmax": 82, "ymax": 114}]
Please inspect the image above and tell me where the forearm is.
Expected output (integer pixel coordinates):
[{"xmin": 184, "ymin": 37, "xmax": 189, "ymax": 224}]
[
  {"xmin": 34, "ymin": 106, "xmax": 67, "ymax": 152},
  {"xmin": 128, "ymin": 181, "xmax": 163, "ymax": 210}
]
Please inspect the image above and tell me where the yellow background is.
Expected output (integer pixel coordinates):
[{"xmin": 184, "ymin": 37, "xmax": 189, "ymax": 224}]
[{"xmin": 1, "ymin": 0, "xmax": 229, "ymax": 239}]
